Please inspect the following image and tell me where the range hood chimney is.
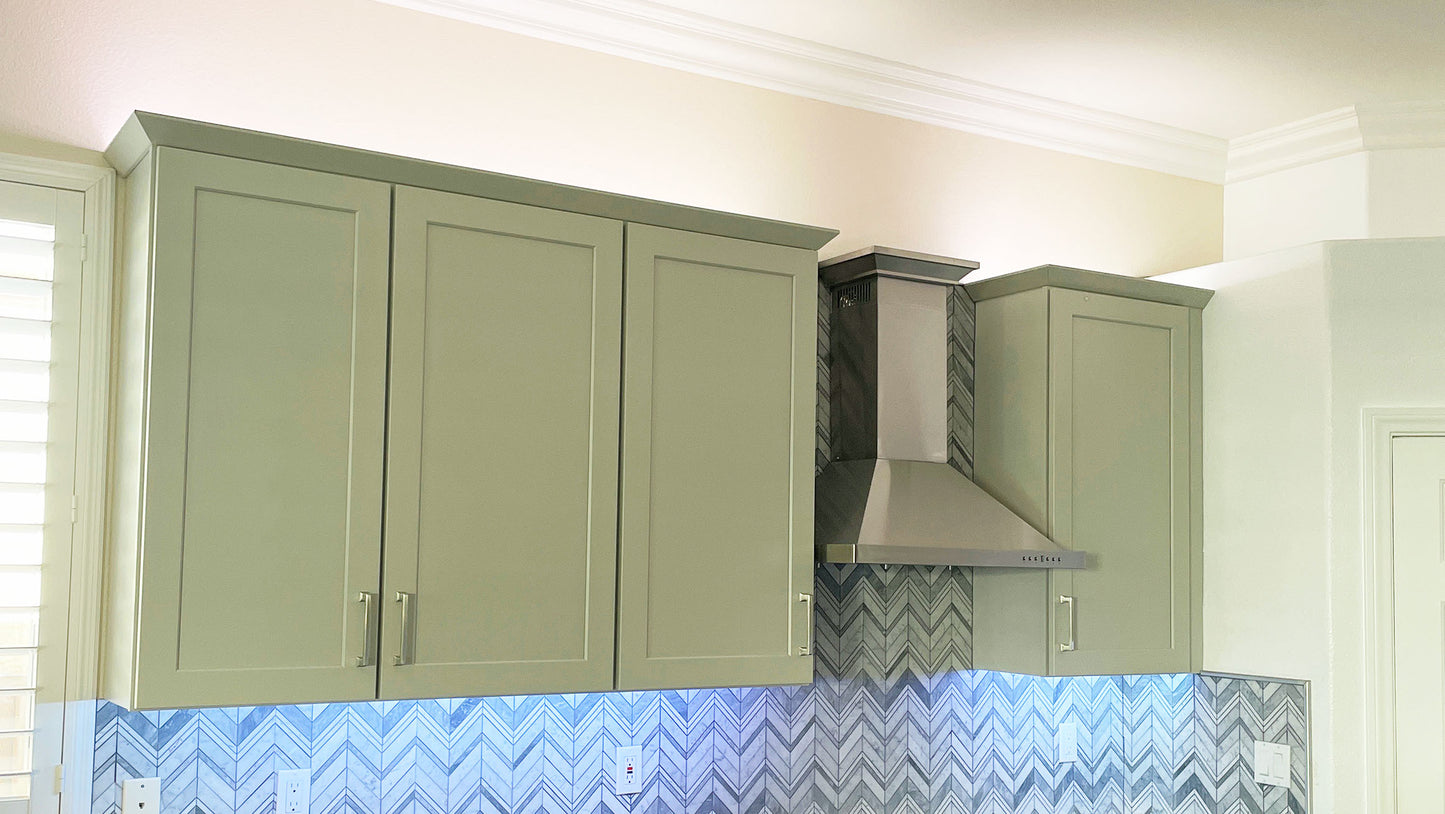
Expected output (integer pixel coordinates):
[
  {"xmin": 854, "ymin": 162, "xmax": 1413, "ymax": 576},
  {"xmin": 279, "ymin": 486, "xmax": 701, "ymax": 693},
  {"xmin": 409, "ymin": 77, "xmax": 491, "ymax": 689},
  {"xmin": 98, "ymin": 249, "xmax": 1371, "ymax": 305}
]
[{"xmin": 815, "ymin": 248, "xmax": 1085, "ymax": 569}]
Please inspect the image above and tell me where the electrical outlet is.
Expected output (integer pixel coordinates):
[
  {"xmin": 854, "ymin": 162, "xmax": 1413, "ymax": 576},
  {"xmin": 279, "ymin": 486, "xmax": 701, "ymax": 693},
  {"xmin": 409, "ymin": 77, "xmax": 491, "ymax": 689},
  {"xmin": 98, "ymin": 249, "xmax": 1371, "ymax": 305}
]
[
  {"xmin": 1057, "ymin": 721, "xmax": 1079, "ymax": 764},
  {"xmin": 121, "ymin": 777, "xmax": 159, "ymax": 814},
  {"xmin": 614, "ymin": 745, "xmax": 643, "ymax": 795},
  {"xmin": 277, "ymin": 768, "xmax": 310, "ymax": 814}
]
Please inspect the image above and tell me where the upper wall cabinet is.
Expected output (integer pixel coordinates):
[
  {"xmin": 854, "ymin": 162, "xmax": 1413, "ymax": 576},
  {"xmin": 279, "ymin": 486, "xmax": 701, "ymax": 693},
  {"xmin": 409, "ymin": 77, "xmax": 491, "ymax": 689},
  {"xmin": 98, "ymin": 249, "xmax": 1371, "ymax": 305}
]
[
  {"xmin": 616, "ymin": 225, "xmax": 817, "ymax": 690},
  {"xmin": 381, "ymin": 186, "xmax": 623, "ymax": 700},
  {"xmin": 102, "ymin": 113, "xmax": 834, "ymax": 709},
  {"xmin": 967, "ymin": 267, "xmax": 1211, "ymax": 677},
  {"xmin": 106, "ymin": 148, "xmax": 392, "ymax": 709}
]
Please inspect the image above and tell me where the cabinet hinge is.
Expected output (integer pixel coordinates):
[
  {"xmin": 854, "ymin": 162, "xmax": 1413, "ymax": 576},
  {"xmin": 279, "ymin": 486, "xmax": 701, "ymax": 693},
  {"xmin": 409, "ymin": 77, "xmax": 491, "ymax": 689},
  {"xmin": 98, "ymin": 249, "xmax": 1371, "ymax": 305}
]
[
  {"xmin": 53, "ymin": 763, "xmax": 64, "ymax": 794},
  {"xmin": 71, "ymin": 494, "xmax": 78, "ymax": 525},
  {"xmin": 80, "ymin": 233, "xmax": 88, "ymax": 253}
]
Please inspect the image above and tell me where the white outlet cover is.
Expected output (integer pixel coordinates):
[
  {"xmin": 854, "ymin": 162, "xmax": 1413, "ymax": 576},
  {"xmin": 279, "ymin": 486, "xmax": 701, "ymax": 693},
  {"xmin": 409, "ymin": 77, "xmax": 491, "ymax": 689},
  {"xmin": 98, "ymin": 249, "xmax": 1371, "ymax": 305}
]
[
  {"xmin": 1253, "ymin": 741, "xmax": 1291, "ymax": 787},
  {"xmin": 121, "ymin": 777, "xmax": 159, "ymax": 814},
  {"xmin": 277, "ymin": 768, "xmax": 310, "ymax": 814},
  {"xmin": 1057, "ymin": 721, "xmax": 1079, "ymax": 764},
  {"xmin": 615, "ymin": 745, "xmax": 643, "ymax": 795}
]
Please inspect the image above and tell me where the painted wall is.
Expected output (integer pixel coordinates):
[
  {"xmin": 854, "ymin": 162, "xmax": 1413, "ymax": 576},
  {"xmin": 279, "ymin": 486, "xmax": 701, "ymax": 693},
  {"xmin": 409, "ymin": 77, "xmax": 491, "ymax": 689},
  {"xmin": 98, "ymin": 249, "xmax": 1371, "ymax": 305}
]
[
  {"xmin": 1223, "ymin": 156, "xmax": 1369, "ymax": 260},
  {"xmin": 1223, "ymin": 148, "xmax": 1445, "ymax": 260},
  {"xmin": 1158, "ymin": 236, "xmax": 1445, "ymax": 814},
  {"xmin": 0, "ymin": 0, "xmax": 1221, "ymax": 278},
  {"xmin": 1366, "ymin": 149, "xmax": 1445, "ymax": 241}
]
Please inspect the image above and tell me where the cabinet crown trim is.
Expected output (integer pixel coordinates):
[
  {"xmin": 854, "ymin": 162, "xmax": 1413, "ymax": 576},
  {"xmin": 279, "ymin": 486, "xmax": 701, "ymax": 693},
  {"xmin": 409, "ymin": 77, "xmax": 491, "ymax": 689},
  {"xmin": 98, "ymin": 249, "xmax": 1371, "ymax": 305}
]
[
  {"xmin": 104, "ymin": 111, "xmax": 839, "ymax": 251},
  {"xmin": 965, "ymin": 264, "xmax": 1214, "ymax": 308}
]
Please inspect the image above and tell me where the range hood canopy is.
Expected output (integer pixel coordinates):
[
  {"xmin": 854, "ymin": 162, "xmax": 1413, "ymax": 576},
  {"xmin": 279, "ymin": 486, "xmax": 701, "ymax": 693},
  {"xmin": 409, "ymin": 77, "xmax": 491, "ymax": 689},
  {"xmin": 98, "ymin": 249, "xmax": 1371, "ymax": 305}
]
[{"xmin": 815, "ymin": 247, "xmax": 1085, "ymax": 570}]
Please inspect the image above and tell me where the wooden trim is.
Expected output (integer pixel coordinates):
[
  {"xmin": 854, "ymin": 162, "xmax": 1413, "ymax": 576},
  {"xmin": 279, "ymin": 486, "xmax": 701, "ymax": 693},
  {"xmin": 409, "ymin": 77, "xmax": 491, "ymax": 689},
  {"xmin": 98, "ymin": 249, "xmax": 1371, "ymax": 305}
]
[
  {"xmin": 1361, "ymin": 408, "xmax": 1445, "ymax": 814},
  {"xmin": 0, "ymin": 150, "xmax": 114, "ymax": 814},
  {"xmin": 105, "ymin": 112, "xmax": 838, "ymax": 251},
  {"xmin": 965, "ymin": 264, "xmax": 1215, "ymax": 308}
]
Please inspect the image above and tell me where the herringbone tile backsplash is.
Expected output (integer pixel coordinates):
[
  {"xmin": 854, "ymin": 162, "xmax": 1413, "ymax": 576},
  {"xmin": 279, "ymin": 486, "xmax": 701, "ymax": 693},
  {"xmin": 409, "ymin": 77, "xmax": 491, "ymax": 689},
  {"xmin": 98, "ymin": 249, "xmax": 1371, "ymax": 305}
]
[{"xmin": 91, "ymin": 282, "xmax": 1308, "ymax": 814}]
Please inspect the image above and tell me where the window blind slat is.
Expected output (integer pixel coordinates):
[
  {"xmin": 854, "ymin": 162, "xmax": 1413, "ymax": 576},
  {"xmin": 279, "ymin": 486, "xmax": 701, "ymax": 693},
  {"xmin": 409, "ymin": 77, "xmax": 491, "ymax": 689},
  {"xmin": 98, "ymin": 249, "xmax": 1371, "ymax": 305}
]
[
  {"xmin": 0, "ymin": 362, "xmax": 47, "ymax": 403},
  {"xmin": 0, "ymin": 279, "xmax": 50, "ymax": 323},
  {"xmin": 0, "ymin": 611, "xmax": 36, "ymax": 649},
  {"xmin": 0, "ymin": 651, "xmax": 35, "ymax": 691},
  {"xmin": 0, "ymin": 221, "xmax": 53, "ymax": 243},
  {"xmin": 0, "ymin": 568, "xmax": 39, "ymax": 609},
  {"xmin": 0, "ymin": 403, "xmax": 47, "ymax": 444},
  {"xmin": 0, "ymin": 320, "xmax": 48, "ymax": 364},
  {"xmin": 0, "ymin": 486, "xmax": 43, "ymax": 527},
  {"xmin": 0, "ymin": 443, "xmax": 45, "ymax": 486},
  {"xmin": 0, "ymin": 238, "xmax": 53, "ymax": 283}
]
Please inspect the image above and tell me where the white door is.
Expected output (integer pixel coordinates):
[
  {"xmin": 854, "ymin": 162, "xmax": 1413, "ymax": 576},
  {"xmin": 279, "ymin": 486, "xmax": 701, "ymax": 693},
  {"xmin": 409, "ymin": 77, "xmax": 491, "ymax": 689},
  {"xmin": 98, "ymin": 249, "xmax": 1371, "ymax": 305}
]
[{"xmin": 1392, "ymin": 435, "xmax": 1445, "ymax": 809}]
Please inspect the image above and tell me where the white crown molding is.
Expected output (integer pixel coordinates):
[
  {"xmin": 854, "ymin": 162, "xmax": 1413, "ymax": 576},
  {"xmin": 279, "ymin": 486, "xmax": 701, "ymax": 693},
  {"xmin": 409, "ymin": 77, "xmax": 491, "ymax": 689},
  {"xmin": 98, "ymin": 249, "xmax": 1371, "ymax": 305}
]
[
  {"xmin": 378, "ymin": 0, "xmax": 1228, "ymax": 182},
  {"xmin": 1226, "ymin": 101, "xmax": 1445, "ymax": 183}
]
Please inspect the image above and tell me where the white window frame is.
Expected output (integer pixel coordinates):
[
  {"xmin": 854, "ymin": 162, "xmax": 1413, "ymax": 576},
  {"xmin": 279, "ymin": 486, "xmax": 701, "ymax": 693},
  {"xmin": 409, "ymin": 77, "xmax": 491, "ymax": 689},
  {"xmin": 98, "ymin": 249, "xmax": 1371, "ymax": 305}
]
[{"xmin": 0, "ymin": 151, "xmax": 114, "ymax": 814}]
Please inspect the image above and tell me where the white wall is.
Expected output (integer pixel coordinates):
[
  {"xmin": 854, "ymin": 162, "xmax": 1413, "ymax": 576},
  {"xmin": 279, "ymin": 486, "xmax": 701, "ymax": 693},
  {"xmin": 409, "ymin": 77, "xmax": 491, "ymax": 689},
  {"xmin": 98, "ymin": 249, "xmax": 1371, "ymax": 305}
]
[
  {"xmin": 1159, "ymin": 236, "xmax": 1445, "ymax": 814},
  {"xmin": 0, "ymin": 0, "xmax": 1222, "ymax": 278},
  {"xmin": 1224, "ymin": 147, "xmax": 1445, "ymax": 260},
  {"xmin": 1368, "ymin": 149, "xmax": 1445, "ymax": 241},
  {"xmin": 1223, "ymin": 154, "xmax": 1369, "ymax": 260}
]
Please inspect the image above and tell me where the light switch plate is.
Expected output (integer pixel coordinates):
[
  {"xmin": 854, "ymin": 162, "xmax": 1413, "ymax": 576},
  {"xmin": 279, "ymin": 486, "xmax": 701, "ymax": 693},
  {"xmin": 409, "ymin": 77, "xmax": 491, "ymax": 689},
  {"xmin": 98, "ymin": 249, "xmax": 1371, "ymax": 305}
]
[
  {"xmin": 1057, "ymin": 721, "xmax": 1079, "ymax": 764},
  {"xmin": 1253, "ymin": 740, "xmax": 1291, "ymax": 787},
  {"xmin": 121, "ymin": 777, "xmax": 159, "ymax": 814},
  {"xmin": 615, "ymin": 745, "xmax": 642, "ymax": 795}
]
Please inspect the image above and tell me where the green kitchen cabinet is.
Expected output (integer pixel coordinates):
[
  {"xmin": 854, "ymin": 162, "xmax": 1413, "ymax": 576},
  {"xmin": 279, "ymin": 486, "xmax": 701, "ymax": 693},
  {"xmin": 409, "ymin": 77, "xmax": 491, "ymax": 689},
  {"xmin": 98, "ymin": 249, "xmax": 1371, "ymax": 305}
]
[
  {"xmin": 380, "ymin": 186, "xmax": 622, "ymax": 699},
  {"xmin": 104, "ymin": 147, "xmax": 392, "ymax": 708},
  {"xmin": 968, "ymin": 266, "xmax": 1211, "ymax": 676},
  {"xmin": 102, "ymin": 113, "xmax": 833, "ymax": 708},
  {"xmin": 616, "ymin": 224, "xmax": 818, "ymax": 690}
]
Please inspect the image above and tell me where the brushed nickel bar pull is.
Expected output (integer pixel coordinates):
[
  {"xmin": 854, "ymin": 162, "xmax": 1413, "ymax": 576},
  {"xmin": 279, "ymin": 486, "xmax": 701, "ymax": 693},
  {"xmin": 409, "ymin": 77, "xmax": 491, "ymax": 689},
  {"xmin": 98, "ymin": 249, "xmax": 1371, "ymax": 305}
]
[
  {"xmin": 798, "ymin": 592, "xmax": 814, "ymax": 656},
  {"xmin": 355, "ymin": 591, "xmax": 378, "ymax": 667},
  {"xmin": 394, "ymin": 591, "xmax": 416, "ymax": 666},
  {"xmin": 1059, "ymin": 594, "xmax": 1077, "ymax": 652}
]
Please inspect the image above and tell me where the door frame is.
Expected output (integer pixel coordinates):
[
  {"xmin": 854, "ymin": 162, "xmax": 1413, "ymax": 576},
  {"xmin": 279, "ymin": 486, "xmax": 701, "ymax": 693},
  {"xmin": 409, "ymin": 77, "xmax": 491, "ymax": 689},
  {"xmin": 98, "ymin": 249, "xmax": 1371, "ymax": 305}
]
[{"xmin": 1362, "ymin": 408, "xmax": 1445, "ymax": 814}]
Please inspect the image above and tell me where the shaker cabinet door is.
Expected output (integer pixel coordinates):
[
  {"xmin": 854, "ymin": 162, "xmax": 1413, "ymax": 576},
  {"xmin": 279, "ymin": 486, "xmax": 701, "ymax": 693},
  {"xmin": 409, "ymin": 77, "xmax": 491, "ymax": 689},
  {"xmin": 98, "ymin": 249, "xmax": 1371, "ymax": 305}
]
[
  {"xmin": 380, "ymin": 186, "xmax": 623, "ymax": 699},
  {"xmin": 136, "ymin": 148, "xmax": 391, "ymax": 707},
  {"xmin": 616, "ymin": 224, "xmax": 816, "ymax": 690},
  {"xmin": 1046, "ymin": 288, "xmax": 1193, "ymax": 676}
]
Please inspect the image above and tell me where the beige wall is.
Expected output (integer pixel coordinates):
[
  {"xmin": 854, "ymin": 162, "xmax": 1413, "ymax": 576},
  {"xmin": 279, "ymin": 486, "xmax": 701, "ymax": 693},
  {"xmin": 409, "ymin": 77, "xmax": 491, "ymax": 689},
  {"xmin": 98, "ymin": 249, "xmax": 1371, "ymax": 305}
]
[{"xmin": 0, "ymin": 0, "xmax": 1221, "ymax": 277}]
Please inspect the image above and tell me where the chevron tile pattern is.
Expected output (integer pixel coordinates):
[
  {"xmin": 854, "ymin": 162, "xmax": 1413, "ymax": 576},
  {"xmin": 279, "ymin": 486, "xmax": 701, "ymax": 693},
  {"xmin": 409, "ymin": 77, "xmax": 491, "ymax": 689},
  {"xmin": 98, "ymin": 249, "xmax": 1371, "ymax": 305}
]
[
  {"xmin": 815, "ymin": 279, "xmax": 831, "ymax": 475},
  {"xmin": 88, "ymin": 615, "xmax": 1310, "ymax": 814},
  {"xmin": 92, "ymin": 275, "xmax": 1311, "ymax": 814},
  {"xmin": 1206, "ymin": 676, "xmax": 1309, "ymax": 814},
  {"xmin": 946, "ymin": 286, "xmax": 975, "ymax": 479}
]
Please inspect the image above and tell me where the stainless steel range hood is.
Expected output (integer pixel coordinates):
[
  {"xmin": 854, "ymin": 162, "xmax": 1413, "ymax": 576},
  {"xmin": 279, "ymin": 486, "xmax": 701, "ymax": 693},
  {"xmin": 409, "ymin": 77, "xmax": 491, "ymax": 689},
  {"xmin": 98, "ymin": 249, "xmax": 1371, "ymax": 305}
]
[{"xmin": 815, "ymin": 248, "xmax": 1085, "ymax": 569}]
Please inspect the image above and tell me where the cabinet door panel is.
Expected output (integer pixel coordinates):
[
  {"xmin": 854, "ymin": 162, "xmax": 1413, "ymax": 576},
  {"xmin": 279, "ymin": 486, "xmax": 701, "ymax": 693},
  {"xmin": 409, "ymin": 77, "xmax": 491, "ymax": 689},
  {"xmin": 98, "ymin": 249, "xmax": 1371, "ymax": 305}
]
[
  {"xmin": 1047, "ymin": 289, "xmax": 1192, "ymax": 675},
  {"xmin": 381, "ymin": 186, "xmax": 622, "ymax": 699},
  {"xmin": 617, "ymin": 224, "xmax": 814, "ymax": 690},
  {"xmin": 138, "ymin": 148, "xmax": 390, "ymax": 707}
]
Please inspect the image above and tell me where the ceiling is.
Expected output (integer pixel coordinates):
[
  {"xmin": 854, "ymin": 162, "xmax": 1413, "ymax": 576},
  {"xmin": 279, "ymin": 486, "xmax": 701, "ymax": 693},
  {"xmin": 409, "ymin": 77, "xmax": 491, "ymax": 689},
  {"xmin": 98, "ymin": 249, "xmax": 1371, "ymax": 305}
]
[{"xmin": 601, "ymin": 0, "xmax": 1445, "ymax": 140}]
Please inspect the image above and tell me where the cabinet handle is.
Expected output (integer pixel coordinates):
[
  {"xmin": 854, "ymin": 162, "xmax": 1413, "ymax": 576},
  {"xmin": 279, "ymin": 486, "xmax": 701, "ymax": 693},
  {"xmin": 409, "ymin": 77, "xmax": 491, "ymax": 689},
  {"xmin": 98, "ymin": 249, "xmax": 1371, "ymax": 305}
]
[
  {"xmin": 798, "ymin": 592, "xmax": 814, "ymax": 656},
  {"xmin": 1058, "ymin": 594, "xmax": 1076, "ymax": 652},
  {"xmin": 355, "ymin": 591, "xmax": 378, "ymax": 667},
  {"xmin": 394, "ymin": 591, "xmax": 416, "ymax": 666}
]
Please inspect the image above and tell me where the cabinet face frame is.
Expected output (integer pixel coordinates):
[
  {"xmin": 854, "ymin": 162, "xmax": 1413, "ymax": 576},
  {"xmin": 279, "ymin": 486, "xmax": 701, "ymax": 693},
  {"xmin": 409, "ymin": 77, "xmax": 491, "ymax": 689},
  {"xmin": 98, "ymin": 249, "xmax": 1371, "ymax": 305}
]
[
  {"xmin": 129, "ymin": 148, "xmax": 391, "ymax": 708},
  {"xmin": 379, "ymin": 185, "xmax": 623, "ymax": 699},
  {"xmin": 1046, "ymin": 288, "xmax": 1194, "ymax": 676},
  {"xmin": 615, "ymin": 224, "xmax": 816, "ymax": 691}
]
